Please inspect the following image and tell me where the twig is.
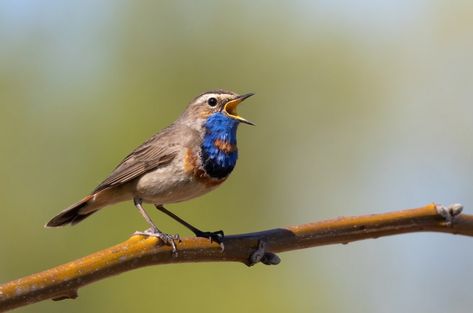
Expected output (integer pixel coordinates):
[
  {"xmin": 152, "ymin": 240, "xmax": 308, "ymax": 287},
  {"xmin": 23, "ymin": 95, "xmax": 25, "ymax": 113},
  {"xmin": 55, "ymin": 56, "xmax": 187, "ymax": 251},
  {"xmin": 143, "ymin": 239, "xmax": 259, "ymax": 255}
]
[{"xmin": 0, "ymin": 203, "xmax": 470, "ymax": 312}]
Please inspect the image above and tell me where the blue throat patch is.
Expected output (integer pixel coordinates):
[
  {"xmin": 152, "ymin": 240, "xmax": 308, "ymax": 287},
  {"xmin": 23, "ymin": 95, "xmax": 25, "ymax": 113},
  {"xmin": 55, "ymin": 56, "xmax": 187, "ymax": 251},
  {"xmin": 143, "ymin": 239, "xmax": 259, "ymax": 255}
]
[{"xmin": 201, "ymin": 112, "xmax": 239, "ymax": 179}]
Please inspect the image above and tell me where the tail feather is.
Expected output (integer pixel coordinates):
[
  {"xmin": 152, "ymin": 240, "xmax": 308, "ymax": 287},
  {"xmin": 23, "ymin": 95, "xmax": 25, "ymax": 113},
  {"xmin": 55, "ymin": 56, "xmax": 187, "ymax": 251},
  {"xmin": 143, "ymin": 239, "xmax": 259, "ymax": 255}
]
[{"xmin": 45, "ymin": 195, "xmax": 96, "ymax": 227}]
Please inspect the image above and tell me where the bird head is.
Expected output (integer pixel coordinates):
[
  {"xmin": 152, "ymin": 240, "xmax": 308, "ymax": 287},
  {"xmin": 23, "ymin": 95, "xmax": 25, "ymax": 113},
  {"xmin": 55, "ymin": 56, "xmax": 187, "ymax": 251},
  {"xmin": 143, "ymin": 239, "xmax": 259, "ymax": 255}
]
[{"xmin": 180, "ymin": 90, "xmax": 255, "ymax": 127}]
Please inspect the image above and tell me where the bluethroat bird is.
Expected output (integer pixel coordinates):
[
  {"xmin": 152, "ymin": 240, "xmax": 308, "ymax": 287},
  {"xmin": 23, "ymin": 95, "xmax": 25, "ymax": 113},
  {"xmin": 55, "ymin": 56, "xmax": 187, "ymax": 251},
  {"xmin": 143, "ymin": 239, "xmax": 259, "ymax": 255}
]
[{"xmin": 46, "ymin": 90, "xmax": 254, "ymax": 251}]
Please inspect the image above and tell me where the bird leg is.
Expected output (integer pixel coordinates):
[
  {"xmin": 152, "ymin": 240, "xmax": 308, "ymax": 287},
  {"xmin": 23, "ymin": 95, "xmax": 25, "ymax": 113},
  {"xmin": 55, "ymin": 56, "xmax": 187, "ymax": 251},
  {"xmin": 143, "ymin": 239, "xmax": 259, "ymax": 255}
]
[
  {"xmin": 154, "ymin": 204, "xmax": 225, "ymax": 249},
  {"xmin": 133, "ymin": 198, "xmax": 179, "ymax": 253}
]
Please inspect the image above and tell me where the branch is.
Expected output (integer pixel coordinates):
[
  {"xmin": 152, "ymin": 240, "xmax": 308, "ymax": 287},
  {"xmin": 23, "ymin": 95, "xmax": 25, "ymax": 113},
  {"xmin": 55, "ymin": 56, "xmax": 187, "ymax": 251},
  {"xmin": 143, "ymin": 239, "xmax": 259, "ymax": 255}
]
[{"xmin": 0, "ymin": 203, "xmax": 471, "ymax": 312}]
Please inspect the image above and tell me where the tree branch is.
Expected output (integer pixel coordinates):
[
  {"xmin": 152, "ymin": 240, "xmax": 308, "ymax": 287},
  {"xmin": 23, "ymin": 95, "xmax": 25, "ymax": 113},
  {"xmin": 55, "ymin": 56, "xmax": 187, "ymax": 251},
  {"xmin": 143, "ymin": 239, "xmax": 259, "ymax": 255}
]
[{"xmin": 0, "ymin": 203, "xmax": 471, "ymax": 312}]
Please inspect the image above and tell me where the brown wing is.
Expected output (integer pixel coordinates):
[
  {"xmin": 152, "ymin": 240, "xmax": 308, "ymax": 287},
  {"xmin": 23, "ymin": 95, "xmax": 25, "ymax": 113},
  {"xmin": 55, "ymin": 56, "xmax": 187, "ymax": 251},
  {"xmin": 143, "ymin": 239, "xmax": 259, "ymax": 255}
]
[{"xmin": 92, "ymin": 126, "xmax": 180, "ymax": 193}]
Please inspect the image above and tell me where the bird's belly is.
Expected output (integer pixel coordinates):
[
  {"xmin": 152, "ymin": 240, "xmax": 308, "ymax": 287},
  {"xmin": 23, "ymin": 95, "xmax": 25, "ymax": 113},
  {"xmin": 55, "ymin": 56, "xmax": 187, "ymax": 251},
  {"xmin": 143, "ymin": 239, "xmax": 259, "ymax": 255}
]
[{"xmin": 133, "ymin": 163, "xmax": 221, "ymax": 205}]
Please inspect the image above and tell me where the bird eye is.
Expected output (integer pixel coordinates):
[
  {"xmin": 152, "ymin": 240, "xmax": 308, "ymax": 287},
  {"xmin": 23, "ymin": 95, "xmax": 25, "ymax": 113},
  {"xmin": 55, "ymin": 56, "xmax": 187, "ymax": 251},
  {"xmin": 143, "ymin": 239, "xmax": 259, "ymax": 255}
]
[{"xmin": 207, "ymin": 97, "xmax": 218, "ymax": 107}]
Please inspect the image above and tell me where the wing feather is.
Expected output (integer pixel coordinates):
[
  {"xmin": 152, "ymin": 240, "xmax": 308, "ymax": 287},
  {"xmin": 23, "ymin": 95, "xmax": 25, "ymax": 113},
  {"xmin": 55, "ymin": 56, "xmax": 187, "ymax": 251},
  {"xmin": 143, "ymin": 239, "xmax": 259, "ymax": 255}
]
[{"xmin": 92, "ymin": 127, "xmax": 180, "ymax": 193}]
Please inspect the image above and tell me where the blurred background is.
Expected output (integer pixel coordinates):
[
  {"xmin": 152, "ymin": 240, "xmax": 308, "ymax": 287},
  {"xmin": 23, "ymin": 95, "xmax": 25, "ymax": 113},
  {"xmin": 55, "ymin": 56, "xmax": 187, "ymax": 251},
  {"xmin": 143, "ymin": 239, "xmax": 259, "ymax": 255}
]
[{"xmin": 1, "ymin": 1, "xmax": 473, "ymax": 312}]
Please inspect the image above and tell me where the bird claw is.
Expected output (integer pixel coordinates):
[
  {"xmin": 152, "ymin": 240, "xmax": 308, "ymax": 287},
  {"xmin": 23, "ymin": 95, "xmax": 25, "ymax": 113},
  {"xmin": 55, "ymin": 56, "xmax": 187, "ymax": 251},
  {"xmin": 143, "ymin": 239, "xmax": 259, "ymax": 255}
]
[
  {"xmin": 194, "ymin": 230, "xmax": 225, "ymax": 251},
  {"xmin": 133, "ymin": 228, "xmax": 180, "ymax": 255}
]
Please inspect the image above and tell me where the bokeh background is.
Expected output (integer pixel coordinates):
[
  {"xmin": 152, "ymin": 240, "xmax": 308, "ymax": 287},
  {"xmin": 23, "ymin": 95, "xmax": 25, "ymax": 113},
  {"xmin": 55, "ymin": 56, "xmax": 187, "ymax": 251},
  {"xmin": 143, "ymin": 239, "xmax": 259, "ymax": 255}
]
[{"xmin": 1, "ymin": 1, "xmax": 473, "ymax": 312}]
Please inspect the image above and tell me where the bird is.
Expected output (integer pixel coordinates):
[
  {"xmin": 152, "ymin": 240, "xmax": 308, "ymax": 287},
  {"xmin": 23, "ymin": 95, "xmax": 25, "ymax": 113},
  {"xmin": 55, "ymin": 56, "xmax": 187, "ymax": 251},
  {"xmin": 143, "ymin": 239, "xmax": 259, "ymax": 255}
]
[{"xmin": 46, "ymin": 90, "xmax": 254, "ymax": 252}]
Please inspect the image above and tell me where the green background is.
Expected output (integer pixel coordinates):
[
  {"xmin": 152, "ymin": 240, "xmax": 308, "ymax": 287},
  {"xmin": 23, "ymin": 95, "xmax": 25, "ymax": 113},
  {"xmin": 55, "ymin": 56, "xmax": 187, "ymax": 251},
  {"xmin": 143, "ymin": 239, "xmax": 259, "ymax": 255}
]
[{"xmin": 1, "ymin": 1, "xmax": 473, "ymax": 312}]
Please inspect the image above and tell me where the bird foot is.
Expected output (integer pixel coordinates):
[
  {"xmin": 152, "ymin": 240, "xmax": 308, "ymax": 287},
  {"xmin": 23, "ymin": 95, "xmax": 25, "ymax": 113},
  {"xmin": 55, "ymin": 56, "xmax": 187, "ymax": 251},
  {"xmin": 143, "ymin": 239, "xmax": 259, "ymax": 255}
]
[
  {"xmin": 194, "ymin": 230, "xmax": 225, "ymax": 250},
  {"xmin": 133, "ymin": 228, "xmax": 180, "ymax": 255}
]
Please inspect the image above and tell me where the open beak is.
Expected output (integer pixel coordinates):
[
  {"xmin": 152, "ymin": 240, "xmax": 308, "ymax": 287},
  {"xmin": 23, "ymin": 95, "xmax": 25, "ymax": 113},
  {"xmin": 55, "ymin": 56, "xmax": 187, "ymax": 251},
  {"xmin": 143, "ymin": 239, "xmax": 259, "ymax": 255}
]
[{"xmin": 223, "ymin": 93, "xmax": 255, "ymax": 125}]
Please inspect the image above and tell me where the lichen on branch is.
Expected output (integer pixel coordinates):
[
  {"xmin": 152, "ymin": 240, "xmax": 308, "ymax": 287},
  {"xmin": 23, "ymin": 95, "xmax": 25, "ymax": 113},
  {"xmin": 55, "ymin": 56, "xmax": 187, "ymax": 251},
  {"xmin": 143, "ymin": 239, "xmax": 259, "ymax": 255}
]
[{"xmin": 0, "ymin": 203, "xmax": 471, "ymax": 312}]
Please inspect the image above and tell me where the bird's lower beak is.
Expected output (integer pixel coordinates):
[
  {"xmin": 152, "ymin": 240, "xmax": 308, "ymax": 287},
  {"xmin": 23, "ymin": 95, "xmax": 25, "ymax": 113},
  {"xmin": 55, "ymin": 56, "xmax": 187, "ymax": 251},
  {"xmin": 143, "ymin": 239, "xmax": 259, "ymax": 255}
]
[{"xmin": 224, "ymin": 93, "xmax": 255, "ymax": 125}]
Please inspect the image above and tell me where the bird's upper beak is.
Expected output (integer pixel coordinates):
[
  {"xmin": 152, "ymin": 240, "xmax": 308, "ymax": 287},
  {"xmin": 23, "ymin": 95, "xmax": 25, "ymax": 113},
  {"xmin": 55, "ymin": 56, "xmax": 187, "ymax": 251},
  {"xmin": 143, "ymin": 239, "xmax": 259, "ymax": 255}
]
[{"xmin": 223, "ymin": 93, "xmax": 255, "ymax": 125}]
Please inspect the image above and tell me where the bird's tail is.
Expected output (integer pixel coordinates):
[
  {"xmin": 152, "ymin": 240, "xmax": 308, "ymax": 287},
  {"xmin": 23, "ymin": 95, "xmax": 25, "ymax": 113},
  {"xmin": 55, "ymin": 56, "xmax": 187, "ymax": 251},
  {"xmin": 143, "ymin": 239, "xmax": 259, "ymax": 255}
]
[{"xmin": 45, "ymin": 194, "xmax": 98, "ymax": 227}]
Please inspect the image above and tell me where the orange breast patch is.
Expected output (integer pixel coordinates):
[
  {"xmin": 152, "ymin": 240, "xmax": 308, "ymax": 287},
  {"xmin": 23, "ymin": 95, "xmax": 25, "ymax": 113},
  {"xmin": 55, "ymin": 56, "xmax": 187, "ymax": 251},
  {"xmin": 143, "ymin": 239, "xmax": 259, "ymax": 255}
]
[
  {"xmin": 184, "ymin": 148, "xmax": 226, "ymax": 187},
  {"xmin": 214, "ymin": 139, "xmax": 237, "ymax": 153}
]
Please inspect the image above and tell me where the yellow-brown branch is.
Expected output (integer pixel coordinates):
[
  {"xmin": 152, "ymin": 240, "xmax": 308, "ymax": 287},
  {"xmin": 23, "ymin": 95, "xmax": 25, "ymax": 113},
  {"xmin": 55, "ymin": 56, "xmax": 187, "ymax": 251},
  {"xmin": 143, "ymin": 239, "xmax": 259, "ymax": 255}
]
[{"xmin": 1, "ymin": 203, "xmax": 472, "ymax": 312}]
